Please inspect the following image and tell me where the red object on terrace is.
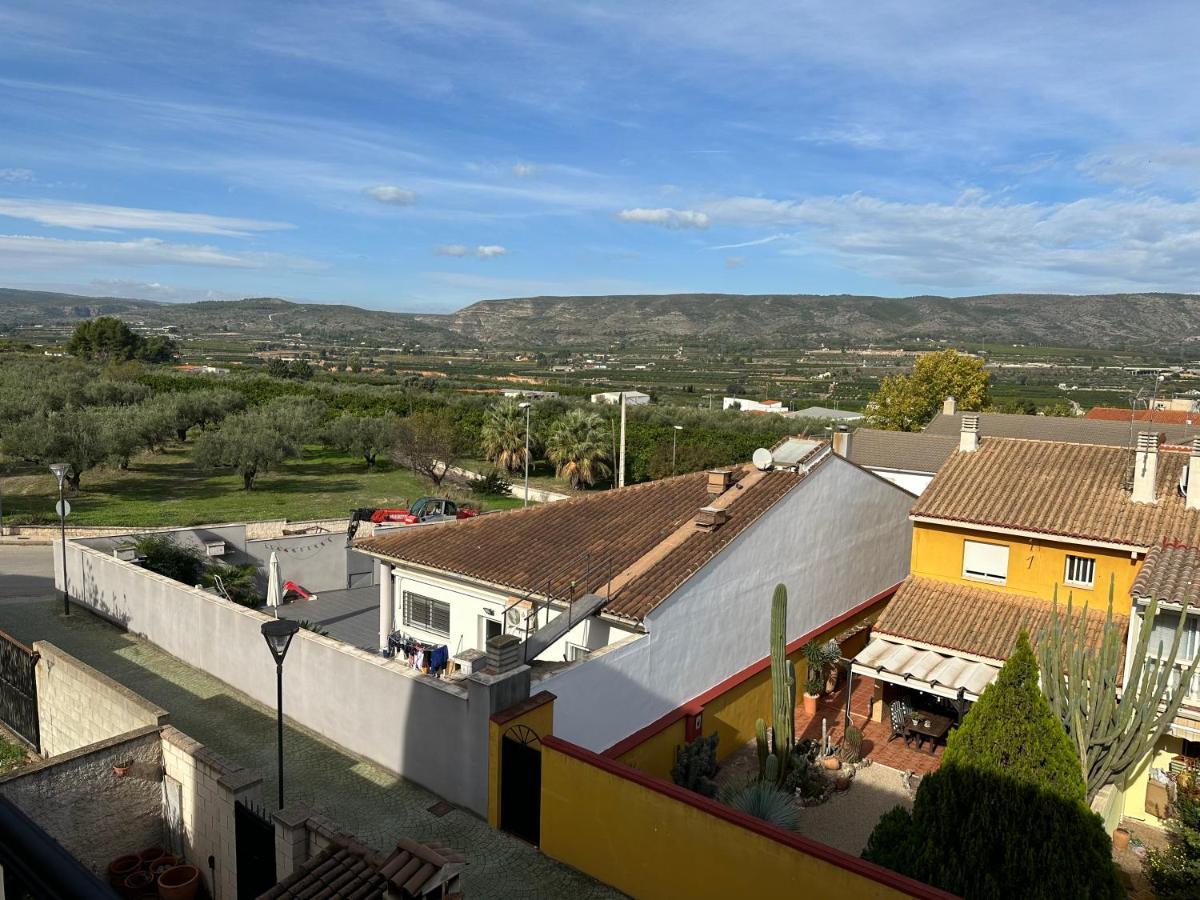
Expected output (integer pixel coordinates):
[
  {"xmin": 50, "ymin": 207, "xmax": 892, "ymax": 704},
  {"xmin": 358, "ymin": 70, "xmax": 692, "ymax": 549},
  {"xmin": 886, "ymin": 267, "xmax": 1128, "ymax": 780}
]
[{"xmin": 282, "ymin": 581, "xmax": 314, "ymax": 601}]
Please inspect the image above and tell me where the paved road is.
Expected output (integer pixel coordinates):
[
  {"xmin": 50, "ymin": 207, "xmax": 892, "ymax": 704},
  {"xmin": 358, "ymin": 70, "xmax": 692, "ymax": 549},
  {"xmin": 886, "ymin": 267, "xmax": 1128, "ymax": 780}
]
[{"xmin": 0, "ymin": 545, "xmax": 620, "ymax": 900}]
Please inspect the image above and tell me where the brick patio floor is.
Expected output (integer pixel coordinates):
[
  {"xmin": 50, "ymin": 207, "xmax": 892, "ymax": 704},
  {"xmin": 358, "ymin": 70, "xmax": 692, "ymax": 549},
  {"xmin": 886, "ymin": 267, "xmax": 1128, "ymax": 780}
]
[
  {"xmin": 798, "ymin": 676, "xmax": 944, "ymax": 776},
  {"xmin": 0, "ymin": 546, "xmax": 622, "ymax": 900}
]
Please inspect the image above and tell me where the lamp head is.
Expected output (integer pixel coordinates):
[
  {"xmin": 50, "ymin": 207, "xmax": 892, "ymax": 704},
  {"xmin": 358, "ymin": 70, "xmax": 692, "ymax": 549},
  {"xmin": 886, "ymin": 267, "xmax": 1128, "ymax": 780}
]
[
  {"xmin": 518, "ymin": 402, "xmax": 531, "ymax": 409},
  {"xmin": 49, "ymin": 462, "xmax": 71, "ymax": 487},
  {"xmin": 673, "ymin": 425, "xmax": 683, "ymax": 431},
  {"xmin": 261, "ymin": 619, "xmax": 300, "ymax": 664}
]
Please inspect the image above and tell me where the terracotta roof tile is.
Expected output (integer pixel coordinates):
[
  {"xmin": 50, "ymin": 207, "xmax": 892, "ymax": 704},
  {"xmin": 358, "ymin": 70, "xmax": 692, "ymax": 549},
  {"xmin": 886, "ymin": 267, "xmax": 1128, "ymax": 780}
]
[
  {"xmin": 911, "ymin": 437, "xmax": 1200, "ymax": 547},
  {"xmin": 1085, "ymin": 407, "xmax": 1199, "ymax": 425},
  {"xmin": 874, "ymin": 576, "xmax": 1124, "ymax": 662},
  {"xmin": 1132, "ymin": 542, "xmax": 1200, "ymax": 609},
  {"xmin": 925, "ymin": 410, "xmax": 1200, "ymax": 446},
  {"xmin": 356, "ymin": 463, "xmax": 818, "ymax": 622}
]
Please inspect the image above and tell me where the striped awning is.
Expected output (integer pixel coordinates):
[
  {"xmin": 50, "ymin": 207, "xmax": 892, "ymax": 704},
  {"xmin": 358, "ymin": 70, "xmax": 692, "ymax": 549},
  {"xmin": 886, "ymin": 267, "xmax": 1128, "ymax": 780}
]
[{"xmin": 852, "ymin": 636, "xmax": 1000, "ymax": 701}]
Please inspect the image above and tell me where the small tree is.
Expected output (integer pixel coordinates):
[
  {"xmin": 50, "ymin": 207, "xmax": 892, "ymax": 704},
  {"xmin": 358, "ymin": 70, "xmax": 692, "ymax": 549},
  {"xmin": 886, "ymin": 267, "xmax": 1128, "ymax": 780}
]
[
  {"xmin": 863, "ymin": 633, "xmax": 1121, "ymax": 899},
  {"xmin": 325, "ymin": 414, "xmax": 397, "ymax": 469},
  {"xmin": 391, "ymin": 410, "xmax": 458, "ymax": 488},
  {"xmin": 868, "ymin": 349, "xmax": 990, "ymax": 431},
  {"xmin": 192, "ymin": 407, "xmax": 303, "ymax": 489},
  {"xmin": 480, "ymin": 399, "xmax": 531, "ymax": 474},
  {"xmin": 544, "ymin": 409, "xmax": 611, "ymax": 490}
]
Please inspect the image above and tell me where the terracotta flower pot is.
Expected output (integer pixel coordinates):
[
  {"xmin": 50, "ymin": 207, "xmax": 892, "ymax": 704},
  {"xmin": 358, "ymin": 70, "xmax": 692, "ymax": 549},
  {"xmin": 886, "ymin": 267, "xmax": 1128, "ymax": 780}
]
[
  {"xmin": 1113, "ymin": 827, "xmax": 1131, "ymax": 850},
  {"xmin": 802, "ymin": 692, "xmax": 819, "ymax": 716},
  {"xmin": 157, "ymin": 864, "xmax": 201, "ymax": 900},
  {"xmin": 113, "ymin": 762, "xmax": 132, "ymax": 778},
  {"xmin": 138, "ymin": 846, "xmax": 167, "ymax": 869},
  {"xmin": 835, "ymin": 775, "xmax": 851, "ymax": 792},
  {"xmin": 822, "ymin": 755, "xmax": 842, "ymax": 771},
  {"xmin": 108, "ymin": 854, "xmax": 141, "ymax": 887},
  {"xmin": 149, "ymin": 856, "xmax": 179, "ymax": 877},
  {"xmin": 122, "ymin": 871, "xmax": 154, "ymax": 898}
]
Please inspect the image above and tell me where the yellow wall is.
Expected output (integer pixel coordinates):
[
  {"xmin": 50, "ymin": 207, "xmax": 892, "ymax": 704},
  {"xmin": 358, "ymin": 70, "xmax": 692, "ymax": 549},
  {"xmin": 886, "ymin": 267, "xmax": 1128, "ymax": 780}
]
[
  {"xmin": 911, "ymin": 522, "xmax": 1141, "ymax": 615},
  {"xmin": 487, "ymin": 696, "xmax": 555, "ymax": 828},
  {"xmin": 541, "ymin": 741, "xmax": 933, "ymax": 900},
  {"xmin": 616, "ymin": 716, "xmax": 687, "ymax": 778},
  {"xmin": 1118, "ymin": 734, "xmax": 1187, "ymax": 829}
]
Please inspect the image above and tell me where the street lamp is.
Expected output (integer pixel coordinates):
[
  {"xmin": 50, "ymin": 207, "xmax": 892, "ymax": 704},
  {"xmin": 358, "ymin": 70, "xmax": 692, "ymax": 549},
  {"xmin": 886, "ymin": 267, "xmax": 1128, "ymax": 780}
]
[
  {"xmin": 518, "ymin": 402, "xmax": 532, "ymax": 508},
  {"xmin": 260, "ymin": 618, "xmax": 300, "ymax": 809},
  {"xmin": 671, "ymin": 425, "xmax": 683, "ymax": 475},
  {"xmin": 49, "ymin": 463, "xmax": 71, "ymax": 616}
]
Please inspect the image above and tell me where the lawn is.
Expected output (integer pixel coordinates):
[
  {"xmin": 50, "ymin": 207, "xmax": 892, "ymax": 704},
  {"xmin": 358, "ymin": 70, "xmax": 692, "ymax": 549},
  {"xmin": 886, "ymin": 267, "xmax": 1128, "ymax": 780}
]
[
  {"xmin": 0, "ymin": 734, "xmax": 26, "ymax": 774},
  {"xmin": 457, "ymin": 457, "xmax": 587, "ymax": 494},
  {"xmin": 1, "ymin": 445, "xmax": 522, "ymax": 527}
]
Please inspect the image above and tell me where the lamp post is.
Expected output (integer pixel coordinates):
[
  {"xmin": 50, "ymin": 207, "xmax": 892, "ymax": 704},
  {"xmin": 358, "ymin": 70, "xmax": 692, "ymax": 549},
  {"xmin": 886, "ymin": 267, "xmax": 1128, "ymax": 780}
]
[
  {"xmin": 671, "ymin": 425, "xmax": 683, "ymax": 475},
  {"xmin": 49, "ymin": 463, "xmax": 71, "ymax": 616},
  {"xmin": 260, "ymin": 619, "xmax": 300, "ymax": 809},
  {"xmin": 518, "ymin": 402, "xmax": 532, "ymax": 508}
]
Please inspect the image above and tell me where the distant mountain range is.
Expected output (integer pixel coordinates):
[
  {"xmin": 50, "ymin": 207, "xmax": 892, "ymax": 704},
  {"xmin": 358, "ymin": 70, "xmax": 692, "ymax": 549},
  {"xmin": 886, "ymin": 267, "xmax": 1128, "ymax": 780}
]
[{"xmin": 2, "ymin": 287, "xmax": 1198, "ymax": 351}]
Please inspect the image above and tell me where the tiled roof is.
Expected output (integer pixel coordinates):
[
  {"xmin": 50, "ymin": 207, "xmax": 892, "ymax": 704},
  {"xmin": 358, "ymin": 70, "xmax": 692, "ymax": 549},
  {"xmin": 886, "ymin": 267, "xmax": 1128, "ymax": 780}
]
[
  {"xmin": 910, "ymin": 437, "xmax": 1200, "ymax": 547},
  {"xmin": 357, "ymin": 464, "xmax": 815, "ymax": 622},
  {"xmin": 1085, "ymin": 407, "xmax": 1199, "ymax": 425},
  {"xmin": 925, "ymin": 410, "xmax": 1200, "ymax": 447},
  {"xmin": 847, "ymin": 429, "xmax": 959, "ymax": 474},
  {"xmin": 260, "ymin": 836, "xmax": 465, "ymax": 900},
  {"xmin": 1132, "ymin": 542, "xmax": 1200, "ymax": 609},
  {"xmin": 874, "ymin": 576, "xmax": 1123, "ymax": 662}
]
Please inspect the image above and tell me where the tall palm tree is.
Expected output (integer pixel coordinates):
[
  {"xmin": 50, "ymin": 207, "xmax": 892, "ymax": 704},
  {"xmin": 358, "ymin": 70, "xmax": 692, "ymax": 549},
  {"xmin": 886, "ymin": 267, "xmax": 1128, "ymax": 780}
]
[
  {"xmin": 545, "ymin": 409, "xmax": 612, "ymax": 490},
  {"xmin": 480, "ymin": 399, "xmax": 530, "ymax": 473}
]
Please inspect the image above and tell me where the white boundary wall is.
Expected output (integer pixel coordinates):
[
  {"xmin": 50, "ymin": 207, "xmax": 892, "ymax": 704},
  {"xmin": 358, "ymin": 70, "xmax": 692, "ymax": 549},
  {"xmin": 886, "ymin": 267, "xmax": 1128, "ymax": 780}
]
[{"xmin": 55, "ymin": 541, "xmax": 505, "ymax": 814}]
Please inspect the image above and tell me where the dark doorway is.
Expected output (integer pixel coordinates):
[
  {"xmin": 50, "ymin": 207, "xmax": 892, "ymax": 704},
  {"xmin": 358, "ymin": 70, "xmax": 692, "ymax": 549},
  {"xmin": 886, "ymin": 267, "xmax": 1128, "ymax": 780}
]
[
  {"xmin": 235, "ymin": 800, "xmax": 277, "ymax": 898},
  {"xmin": 0, "ymin": 630, "xmax": 39, "ymax": 751},
  {"xmin": 499, "ymin": 725, "xmax": 542, "ymax": 845}
]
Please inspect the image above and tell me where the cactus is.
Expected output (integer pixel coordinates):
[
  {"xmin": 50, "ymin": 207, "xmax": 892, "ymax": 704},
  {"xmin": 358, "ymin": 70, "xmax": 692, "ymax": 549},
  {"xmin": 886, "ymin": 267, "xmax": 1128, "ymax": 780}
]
[
  {"xmin": 671, "ymin": 732, "xmax": 720, "ymax": 797},
  {"xmin": 755, "ymin": 718, "xmax": 769, "ymax": 779},
  {"xmin": 841, "ymin": 725, "xmax": 864, "ymax": 764},
  {"xmin": 769, "ymin": 583, "xmax": 797, "ymax": 787},
  {"xmin": 764, "ymin": 753, "xmax": 779, "ymax": 784},
  {"xmin": 1037, "ymin": 575, "xmax": 1200, "ymax": 802}
]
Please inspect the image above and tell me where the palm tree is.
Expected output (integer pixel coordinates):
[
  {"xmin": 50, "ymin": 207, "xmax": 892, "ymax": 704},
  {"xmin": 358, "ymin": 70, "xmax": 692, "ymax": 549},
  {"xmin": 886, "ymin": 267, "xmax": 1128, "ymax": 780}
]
[
  {"xmin": 480, "ymin": 399, "xmax": 529, "ymax": 473},
  {"xmin": 544, "ymin": 409, "xmax": 611, "ymax": 490}
]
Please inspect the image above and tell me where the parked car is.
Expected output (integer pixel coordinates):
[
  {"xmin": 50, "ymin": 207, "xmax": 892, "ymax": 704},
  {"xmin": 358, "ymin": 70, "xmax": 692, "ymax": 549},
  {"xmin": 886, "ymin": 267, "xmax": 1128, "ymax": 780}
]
[{"xmin": 374, "ymin": 497, "xmax": 477, "ymax": 525}]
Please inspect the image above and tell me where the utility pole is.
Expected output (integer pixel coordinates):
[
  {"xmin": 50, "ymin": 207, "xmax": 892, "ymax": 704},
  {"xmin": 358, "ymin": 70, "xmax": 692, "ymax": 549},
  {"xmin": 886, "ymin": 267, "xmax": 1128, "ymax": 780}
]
[{"xmin": 618, "ymin": 392, "xmax": 627, "ymax": 489}]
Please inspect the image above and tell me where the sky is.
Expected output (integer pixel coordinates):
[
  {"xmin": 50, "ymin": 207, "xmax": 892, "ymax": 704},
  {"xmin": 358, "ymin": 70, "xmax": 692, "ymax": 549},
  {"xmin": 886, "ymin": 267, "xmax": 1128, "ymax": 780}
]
[{"xmin": 3, "ymin": 1, "xmax": 1200, "ymax": 311}]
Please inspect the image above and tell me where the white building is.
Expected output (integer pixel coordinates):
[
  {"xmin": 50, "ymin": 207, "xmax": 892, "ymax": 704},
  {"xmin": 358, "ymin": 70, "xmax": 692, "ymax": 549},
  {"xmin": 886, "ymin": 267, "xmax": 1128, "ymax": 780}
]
[
  {"xmin": 501, "ymin": 389, "xmax": 559, "ymax": 400},
  {"xmin": 723, "ymin": 397, "xmax": 788, "ymax": 414},
  {"xmin": 590, "ymin": 390, "xmax": 650, "ymax": 406}
]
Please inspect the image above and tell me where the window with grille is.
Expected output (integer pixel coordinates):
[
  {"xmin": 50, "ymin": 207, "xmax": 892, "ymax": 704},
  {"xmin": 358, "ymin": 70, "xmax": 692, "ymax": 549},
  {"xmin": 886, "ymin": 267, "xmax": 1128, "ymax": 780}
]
[
  {"xmin": 962, "ymin": 540, "xmax": 1009, "ymax": 584},
  {"xmin": 1064, "ymin": 554, "xmax": 1096, "ymax": 589},
  {"xmin": 403, "ymin": 591, "xmax": 450, "ymax": 637}
]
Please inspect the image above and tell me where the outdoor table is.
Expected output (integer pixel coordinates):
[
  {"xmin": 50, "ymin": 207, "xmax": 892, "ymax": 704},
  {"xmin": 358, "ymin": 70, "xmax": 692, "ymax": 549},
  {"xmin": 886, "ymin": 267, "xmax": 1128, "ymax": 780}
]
[{"xmin": 904, "ymin": 711, "xmax": 953, "ymax": 753}]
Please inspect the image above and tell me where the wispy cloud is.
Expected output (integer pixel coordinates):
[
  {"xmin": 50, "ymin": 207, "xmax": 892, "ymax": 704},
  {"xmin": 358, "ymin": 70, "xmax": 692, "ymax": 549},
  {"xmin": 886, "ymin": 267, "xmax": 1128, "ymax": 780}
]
[
  {"xmin": 511, "ymin": 162, "xmax": 537, "ymax": 178},
  {"xmin": 434, "ymin": 243, "xmax": 508, "ymax": 258},
  {"xmin": 365, "ymin": 185, "xmax": 417, "ymax": 205},
  {"xmin": 710, "ymin": 233, "xmax": 791, "ymax": 250},
  {"xmin": 0, "ymin": 234, "xmax": 321, "ymax": 270},
  {"xmin": 0, "ymin": 198, "xmax": 293, "ymax": 236},
  {"xmin": 0, "ymin": 168, "xmax": 33, "ymax": 183},
  {"xmin": 617, "ymin": 207, "xmax": 709, "ymax": 229}
]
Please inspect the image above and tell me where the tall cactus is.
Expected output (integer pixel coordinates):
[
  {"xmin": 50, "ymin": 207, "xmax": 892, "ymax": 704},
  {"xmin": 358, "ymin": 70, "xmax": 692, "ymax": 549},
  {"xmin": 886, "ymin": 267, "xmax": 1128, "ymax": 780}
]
[
  {"xmin": 755, "ymin": 717, "xmax": 769, "ymax": 778},
  {"xmin": 1038, "ymin": 575, "xmax": 1200, "ymax": 802},
  {"xmin": 769, "ymin": 583, "xmax": 797, "ymax": 787}
]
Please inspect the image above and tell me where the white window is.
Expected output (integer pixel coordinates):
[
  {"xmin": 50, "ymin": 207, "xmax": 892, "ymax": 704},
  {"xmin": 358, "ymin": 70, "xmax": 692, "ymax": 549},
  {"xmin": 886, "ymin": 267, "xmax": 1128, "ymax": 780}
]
[
  {"xmin": 403, "ymin": 591, "xmax": 450, "ymax": 637},
  {"xmin": 1144, "ymin": 609, "xmax": 1200, "ymax": 702},
  {"xmin": 962, "ymin": 540, "xmax": 1009, "ymax": 584},
  {"xmin": 566, "ymin": 643, "xmax": 590, "ymax": 662},
  {"xmin": 1064, "ymin": 555, "xmax": 1096, "ymax": 589}
]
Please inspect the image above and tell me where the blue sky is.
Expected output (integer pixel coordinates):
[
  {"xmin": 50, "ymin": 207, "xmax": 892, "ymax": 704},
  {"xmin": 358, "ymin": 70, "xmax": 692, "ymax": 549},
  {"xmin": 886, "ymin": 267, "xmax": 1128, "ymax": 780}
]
[{"xmin": 3, "ymin": 1, "xmax": 1200, "ymax": 311}]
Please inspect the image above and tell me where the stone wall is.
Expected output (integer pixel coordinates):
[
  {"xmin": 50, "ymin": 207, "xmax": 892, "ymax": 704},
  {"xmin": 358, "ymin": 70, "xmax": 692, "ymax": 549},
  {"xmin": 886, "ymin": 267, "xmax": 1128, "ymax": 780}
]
[
  {"xmin": 35, "ymin": 641, "xmax": 169, "ymax": 757},
  {"xmin": 0, "ymin": 726, "xmax": 164, "ymax": 876},
  {"xmin": 161, "ymin": 726, "xmax": 262, "ymax": 900}
]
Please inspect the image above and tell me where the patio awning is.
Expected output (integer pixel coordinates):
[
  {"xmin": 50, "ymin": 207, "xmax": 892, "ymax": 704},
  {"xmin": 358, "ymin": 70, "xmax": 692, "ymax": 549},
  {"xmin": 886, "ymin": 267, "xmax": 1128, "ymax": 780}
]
[{"xmin": 851, "ymin": 636, "xmax": 1000, "ymax": 702}]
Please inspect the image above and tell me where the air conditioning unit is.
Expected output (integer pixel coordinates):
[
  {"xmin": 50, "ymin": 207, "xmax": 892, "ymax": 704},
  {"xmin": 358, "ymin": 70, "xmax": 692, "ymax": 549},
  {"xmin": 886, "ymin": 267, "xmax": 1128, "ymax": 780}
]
[
  {"xmin": 505, "ymin": 608, "xmax": 523, "ymax": 628},
  {"xmin": 113, "ymin": 546, "xmax": 139, "ymax": 562},
  {"xmin": 204, "ymin": 541, "xmax": 226, "ymax": 558}
]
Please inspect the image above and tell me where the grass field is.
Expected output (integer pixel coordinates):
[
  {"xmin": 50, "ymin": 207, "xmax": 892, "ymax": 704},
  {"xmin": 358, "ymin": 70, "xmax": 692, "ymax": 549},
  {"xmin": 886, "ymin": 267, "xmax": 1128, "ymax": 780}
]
[{"xmin": 1, "ymin": 445, "xmax": 522, "ymax": 527}]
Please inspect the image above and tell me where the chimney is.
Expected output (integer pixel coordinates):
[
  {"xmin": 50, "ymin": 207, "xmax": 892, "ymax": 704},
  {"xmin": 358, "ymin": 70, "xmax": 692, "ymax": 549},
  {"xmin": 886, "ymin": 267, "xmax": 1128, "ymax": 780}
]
[
  {"xmin": 943, "ymin": 396, "xmax": 957, "ymax": 416},
  {"xmin": 959, "ymin": 414, "xmax": 980, "ymax": 453},
  {"xmin": 486, "ymin": 634, "xmax": 522, "ymax": 673},
  {"xmin": 707, "ymin": 469, "xmax": 733, "ymax": 495},
  {"xmin": 694, "ymin": 505, "xmax": 729, "ymax": 531},
  {"xmin": 1132, "ymin": 431, "xmax": 1160, "ymax": 504},
  {"xmin": 832, "ymin": 424, "xmax": 852, "ymax": 458},
  {"xmin": 1187, "ymin": 439, "xmax": 1200, "ymax": 510}
]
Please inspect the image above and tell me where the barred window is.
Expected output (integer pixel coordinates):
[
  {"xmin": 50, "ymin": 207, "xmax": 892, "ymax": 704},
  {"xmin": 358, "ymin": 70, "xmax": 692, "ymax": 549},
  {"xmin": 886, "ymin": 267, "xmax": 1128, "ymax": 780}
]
[
  {"xmin": 1064, "ymin": 555, "xmax": 1096, "ymax": 589},
  {"xmin": 403, "ymin": 591, "xmax": 450, "ymax": 637}
]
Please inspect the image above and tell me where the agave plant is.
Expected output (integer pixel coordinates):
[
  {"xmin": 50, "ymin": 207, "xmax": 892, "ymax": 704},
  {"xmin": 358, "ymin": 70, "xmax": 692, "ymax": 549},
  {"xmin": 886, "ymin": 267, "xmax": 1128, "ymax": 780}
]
[
  {"xmin": 721, "ymin": 779, "xmax": 800, "ymax": 830},
  {"xmin": 480, "ymin": 400, "xmax": 531, "ymax": 474},
  {"xmin": 544, "ymin": 409, "xmax": 612, "ymax": 490}
]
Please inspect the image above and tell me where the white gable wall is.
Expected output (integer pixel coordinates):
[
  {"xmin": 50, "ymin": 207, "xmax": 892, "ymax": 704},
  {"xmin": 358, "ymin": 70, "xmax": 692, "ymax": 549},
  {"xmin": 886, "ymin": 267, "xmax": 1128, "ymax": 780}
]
[{"xmin": 539, "ymin": 457, "xmax": 914, "ymax": 751}]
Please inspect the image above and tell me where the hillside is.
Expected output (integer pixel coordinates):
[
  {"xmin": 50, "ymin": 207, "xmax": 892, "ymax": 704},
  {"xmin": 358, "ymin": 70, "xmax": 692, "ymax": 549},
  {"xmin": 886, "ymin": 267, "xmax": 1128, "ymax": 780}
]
[{"xmin": 2, "ymin": 288, "xmax": 1198, "ymax": 351}]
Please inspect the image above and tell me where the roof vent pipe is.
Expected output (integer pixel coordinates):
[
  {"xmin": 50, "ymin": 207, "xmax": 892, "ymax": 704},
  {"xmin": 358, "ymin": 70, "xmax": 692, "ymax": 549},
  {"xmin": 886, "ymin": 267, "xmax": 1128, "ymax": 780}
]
[
  {"xmin": 1187, "ymin": 439, "xmax": 1200, "ymax": 510},
  {"xmin": 832, "ymin": 424, "xmax": 852, "ymax": 458},
  {"xmin": 1132, "ymin": 431, "xmax": 1160, "ymax": 505},
  {"xmin": 943, "ymin": 396, "xmax": 957, "ymax": 416},
  {"xmin": 959, "ymin": 414, "xmax": 980, "ymax": 453},
  {"xmin": 707, "ymin": 469, "xmax": 733, "ymax": 495}
]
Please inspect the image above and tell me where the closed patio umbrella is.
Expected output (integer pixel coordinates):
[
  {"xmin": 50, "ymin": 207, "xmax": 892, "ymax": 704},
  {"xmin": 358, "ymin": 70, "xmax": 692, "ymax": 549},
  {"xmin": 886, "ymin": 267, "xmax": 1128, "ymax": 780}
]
[{"xmin": 266, "ymin": 551, "xmax": 283, "ymax": 616}]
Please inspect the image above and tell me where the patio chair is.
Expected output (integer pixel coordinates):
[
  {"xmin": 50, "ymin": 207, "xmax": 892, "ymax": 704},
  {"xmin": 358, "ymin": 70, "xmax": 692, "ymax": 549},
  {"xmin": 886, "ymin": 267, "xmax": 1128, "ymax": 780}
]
[{"xmin": 888, "ymin": 699, "xmax": 912, "ymax": 744}]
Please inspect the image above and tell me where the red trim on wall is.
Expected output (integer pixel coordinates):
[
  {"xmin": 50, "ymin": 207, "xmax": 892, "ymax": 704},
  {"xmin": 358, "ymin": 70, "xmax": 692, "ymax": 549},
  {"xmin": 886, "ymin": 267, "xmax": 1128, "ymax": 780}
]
[
  {"xmin": 602, "ymin": 582, "xmax": 900, "ymax": 758},
  {"xmin": 490, "ymin": 691, "xmax": 557, "ymax": 726},
  {"xmin": 544, "ymin": 734, "xmax": 956, "ymax": 900}
]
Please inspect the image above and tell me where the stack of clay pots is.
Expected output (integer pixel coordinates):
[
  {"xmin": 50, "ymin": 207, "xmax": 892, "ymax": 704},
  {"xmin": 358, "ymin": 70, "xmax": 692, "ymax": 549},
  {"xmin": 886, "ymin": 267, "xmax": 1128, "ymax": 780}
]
[{"xmin": 107, "ymin": 846, "xmax": 200, "ymax": 899}]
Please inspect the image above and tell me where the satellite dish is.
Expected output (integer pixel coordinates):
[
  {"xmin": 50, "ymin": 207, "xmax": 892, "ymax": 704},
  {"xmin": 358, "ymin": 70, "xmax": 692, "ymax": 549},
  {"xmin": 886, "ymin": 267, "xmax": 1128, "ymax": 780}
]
[{"xmin": 752, "ymin": 448, "xmax": 774, "ymax": 471}]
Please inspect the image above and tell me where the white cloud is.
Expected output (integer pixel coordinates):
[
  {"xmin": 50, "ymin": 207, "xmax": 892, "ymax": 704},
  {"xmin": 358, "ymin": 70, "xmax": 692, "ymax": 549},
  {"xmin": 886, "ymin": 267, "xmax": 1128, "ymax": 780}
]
[
  {"xmin": 0, "ymin": 168, "xmax": 33, "ymax": 183},
  {"xmin": 511, "ymin": 162, "xmax": 538, "ymax": 178},
  {"xmin": 616, "ymin": 207, "xmax": 709, "ymax": 229},
  {"xmin": 0, "ymin": 198, "xmax": 293, "ymax": 236},
  {"xmin": 366, "ymin": 185, "xmax": 417, "ymax": 205},
  {"xmin": 0, "ymin": 234, "xmax": 321, "ymax": 270},
  {"xmin": 86, "ymin": 279, "xmax": 246, "ymax": 301},
  {"xmin": 434, "ymin": 243, "xmax": 507, "ymax": 258},
  {"xmin": 1079, "ymin": 144, "xmax": 1200, "ymax": 190}
]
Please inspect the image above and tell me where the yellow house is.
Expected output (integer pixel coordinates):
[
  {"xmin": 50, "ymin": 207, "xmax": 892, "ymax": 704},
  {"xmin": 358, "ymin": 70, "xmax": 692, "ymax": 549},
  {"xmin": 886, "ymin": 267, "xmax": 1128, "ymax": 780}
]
[{"xmin": 852, "ymin": 418, "xmax": 1200, "ymax": 829}]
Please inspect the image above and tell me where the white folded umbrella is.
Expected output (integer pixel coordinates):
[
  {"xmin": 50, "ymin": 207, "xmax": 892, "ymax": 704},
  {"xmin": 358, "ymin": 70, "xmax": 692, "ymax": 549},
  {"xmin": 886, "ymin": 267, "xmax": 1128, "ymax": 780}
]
[{"xmin": 266, "ymin": 551, "xmax": 283, "ymax": 616}]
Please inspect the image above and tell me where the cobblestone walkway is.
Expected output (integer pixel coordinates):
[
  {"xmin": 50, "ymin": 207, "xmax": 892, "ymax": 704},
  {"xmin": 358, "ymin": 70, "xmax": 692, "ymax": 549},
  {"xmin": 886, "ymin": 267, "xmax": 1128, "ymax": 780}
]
[{"xmin": 0, "ymin": 548, "xmax": 621, "ymax": 899}]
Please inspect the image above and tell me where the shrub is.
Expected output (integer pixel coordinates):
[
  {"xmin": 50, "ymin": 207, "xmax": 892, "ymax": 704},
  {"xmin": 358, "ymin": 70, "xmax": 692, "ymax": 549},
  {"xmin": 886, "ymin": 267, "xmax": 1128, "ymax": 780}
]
[
  {"xmin": 1145, "ymin": 767, "xmax": 1200, "ymax": 900},
  {"xmin": 722, "ymin": 779, "xmax": 800, "ymax": 830},
  {"xmin": 297, "ymin": 619, "xmax": 330, "ymax": 637},
  {"xmin": 862, "ymin": 633, "xmax": 1121, "ymax": 899},
  {"xmin": 671, "ymin": 733, "xmax": 719, "ymax": 798},
  {"xmin": 201, "ymin": 562, "xmax": 261, "ymax": 607},
  {"xmin": 135, "ymin": 535, "xmax": 206, "ymax": 586},
  {"xmin": 471, "ymin": 469, "xmax": 513, "ymax": 497}
]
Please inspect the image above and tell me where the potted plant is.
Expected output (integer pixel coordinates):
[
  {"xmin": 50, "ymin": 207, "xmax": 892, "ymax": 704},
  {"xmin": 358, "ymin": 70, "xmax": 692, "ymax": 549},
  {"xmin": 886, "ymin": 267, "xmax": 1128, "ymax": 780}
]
[
  {"xmin": 822, "ymin": 639, "xmax": 842, "ymax": 693},
  {"xmin": 802, "ymin": 641, "xmax": 826, "ymax": 715}
]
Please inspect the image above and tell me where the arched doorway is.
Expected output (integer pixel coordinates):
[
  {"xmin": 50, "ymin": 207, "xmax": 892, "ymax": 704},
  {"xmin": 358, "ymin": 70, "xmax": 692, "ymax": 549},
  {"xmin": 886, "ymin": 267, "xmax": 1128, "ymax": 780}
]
[{"xmin": 500, "ymin": 724, "xmax": 542, "ymax": 845}]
